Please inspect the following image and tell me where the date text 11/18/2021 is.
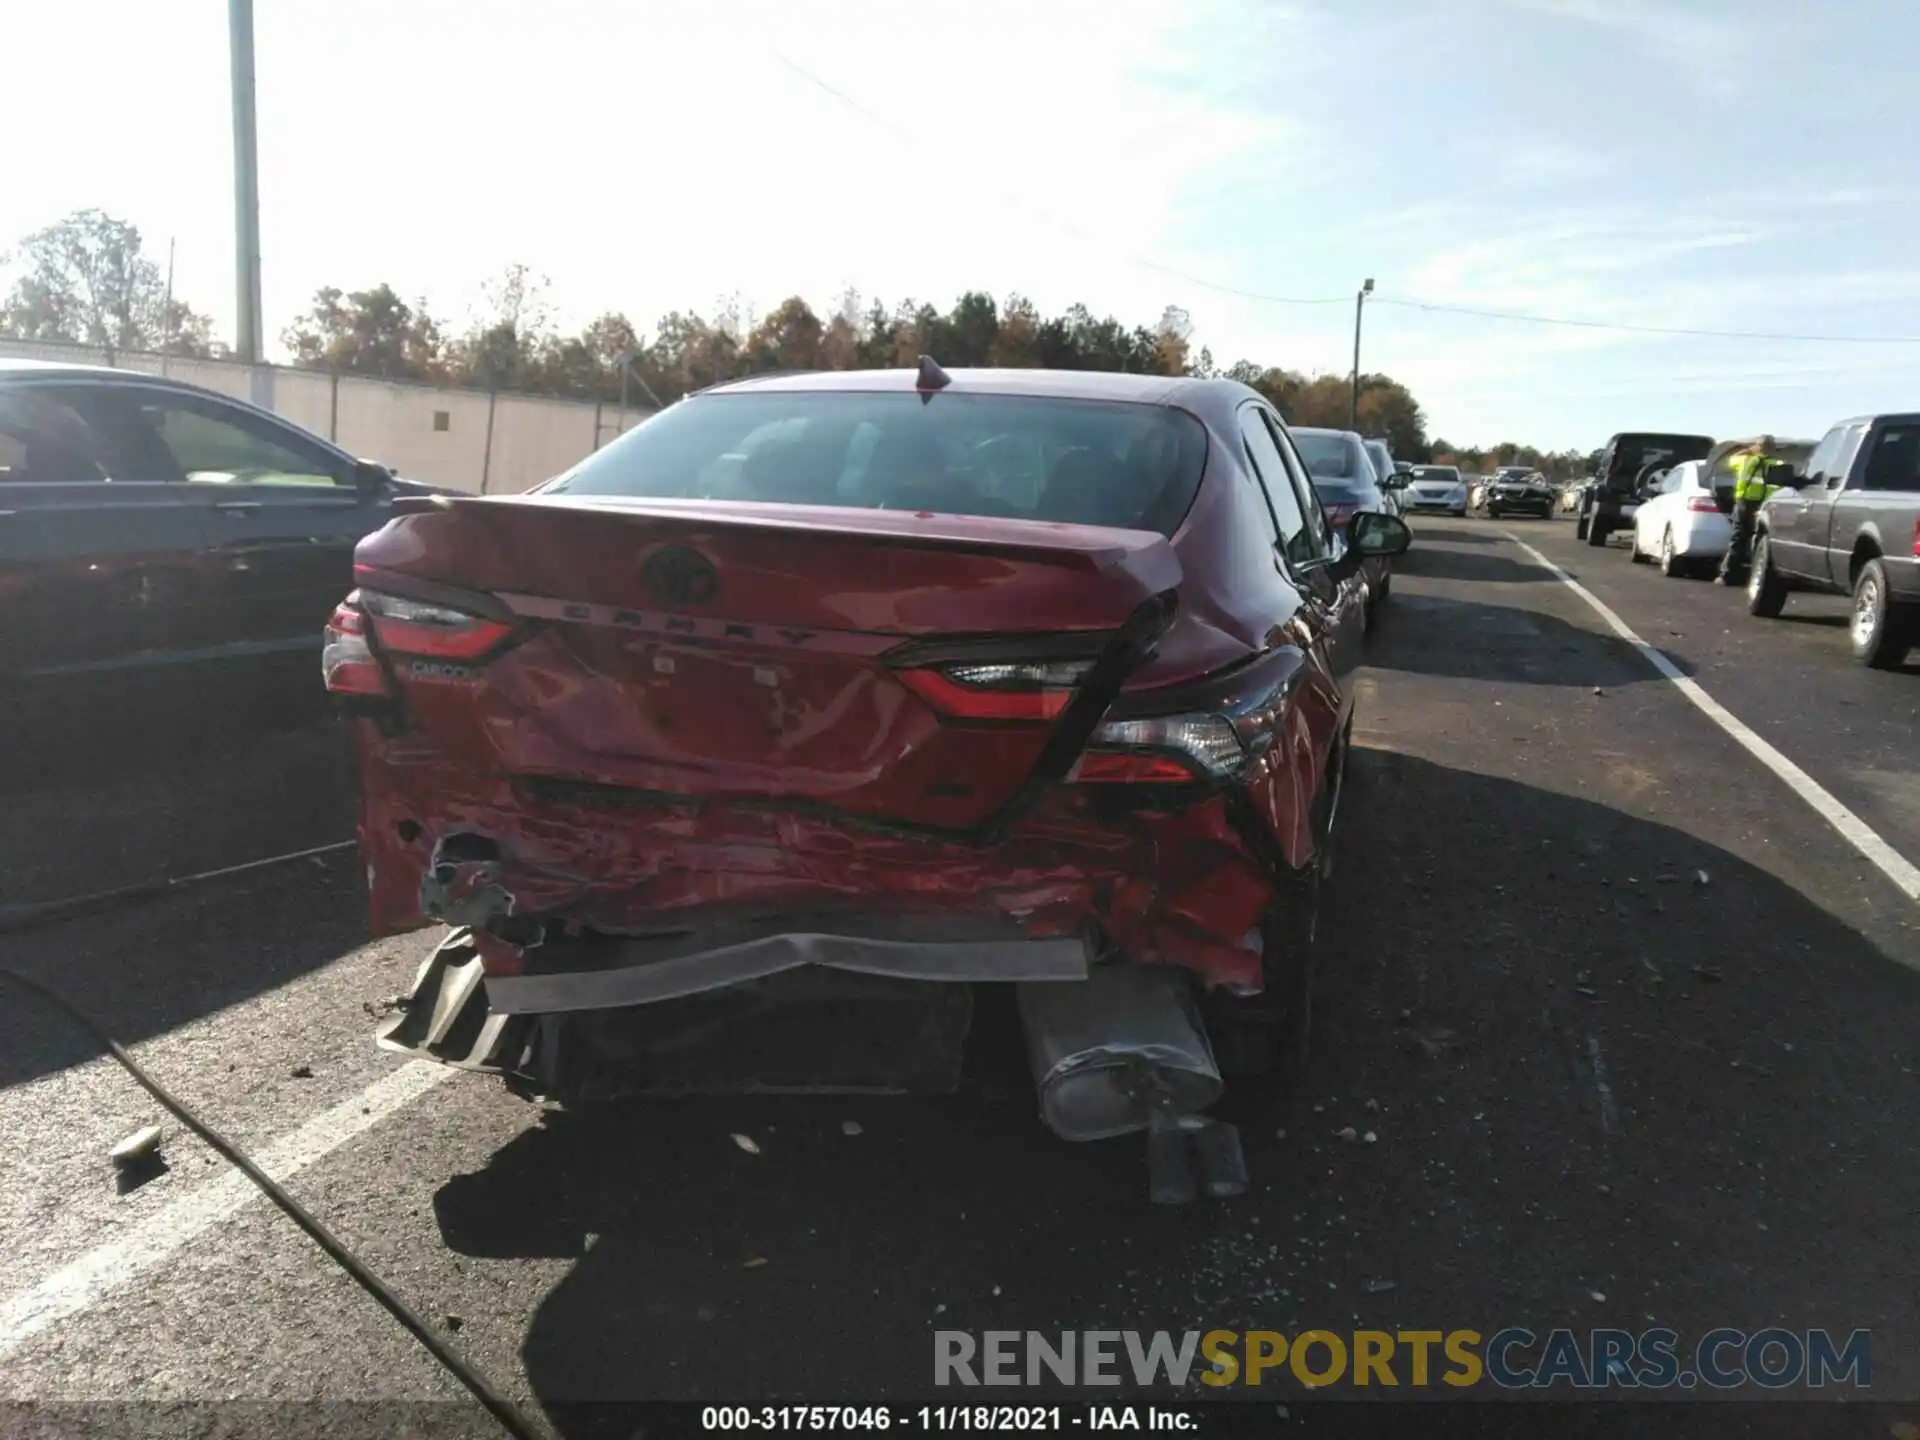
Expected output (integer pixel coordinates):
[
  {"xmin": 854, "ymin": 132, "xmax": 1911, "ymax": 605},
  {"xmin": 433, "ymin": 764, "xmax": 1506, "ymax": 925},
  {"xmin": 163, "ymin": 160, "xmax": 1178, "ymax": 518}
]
[{"xmin": 701, "ymin": 1405, "xmax": 1196, "ymax": 1431}]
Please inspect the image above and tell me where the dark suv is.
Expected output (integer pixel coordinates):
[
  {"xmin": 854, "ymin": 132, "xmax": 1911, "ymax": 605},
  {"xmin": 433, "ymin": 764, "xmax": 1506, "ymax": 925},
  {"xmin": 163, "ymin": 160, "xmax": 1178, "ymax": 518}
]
[
  {"xmin": 0, "ymin": 361, "xmax": 441, "ymax": 715},
  {"xmin": 1747, "ymin": 412, "xmax": 1920, "ymax": 668},
  {"xmin": 1577, "ymin": 432, "xmax": 1714, "ymax": 547}
]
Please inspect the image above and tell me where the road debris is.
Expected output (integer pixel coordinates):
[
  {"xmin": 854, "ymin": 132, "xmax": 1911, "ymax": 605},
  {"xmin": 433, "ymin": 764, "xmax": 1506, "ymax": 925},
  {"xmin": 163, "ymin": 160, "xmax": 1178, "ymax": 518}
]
[
  {"xmin": 444, "ymin": 1314, "xmax": 465, "ymax": 1332},
  {"xmin": 1362, "ymin": 1278, "xmax": 1398, "ymax": 1294},
  {"xmin": 840, "ymin": 1120, "xmax": 863, "ymax": 1137},
  {"xmin": 1334, "ymin": 1126, "xmax": 1359, "ymax": 1142},
  {"xmin": 1691, "ymin": 966, "xmax": 1724, "ymax": 983},
  {"xmin": 1362, "ymin": 1131, "xmax": 1378, "ymax": 1145},
  {"xmin": 1589, "ymin": 1291, "xmax": 1607, "ymax": 1303},
  {"xmin": 1694, "ymin": 870, "xmax": 1711, "ymax": 887},
  {"xmin": 108, "ymin": 1125, "xmax": 163, "ymax": 1167},
  {"xmin": 731, "ymin": 1133, "xmax": 761, "ymax": 1154},
  {"xmin": 743, "ymin": 1257, "xmax": 768, "ymax": 1269},
  {"xmin": 289, "ymin": 1064, "xmax": 314, "ymax": 1079}
]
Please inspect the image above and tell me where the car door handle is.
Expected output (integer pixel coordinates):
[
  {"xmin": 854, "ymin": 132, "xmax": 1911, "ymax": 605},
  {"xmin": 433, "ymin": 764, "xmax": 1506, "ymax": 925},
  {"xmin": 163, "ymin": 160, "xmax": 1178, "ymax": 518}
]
[{"xmin": 214, "ymin": 501, "xmax": 262, "ymax": 515}]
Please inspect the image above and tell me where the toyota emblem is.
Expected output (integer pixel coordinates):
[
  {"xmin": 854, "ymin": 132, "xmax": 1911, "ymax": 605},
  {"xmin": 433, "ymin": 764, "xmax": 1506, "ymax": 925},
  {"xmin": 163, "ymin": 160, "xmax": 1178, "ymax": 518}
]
[{"xmin": 641, "ymin": 545, "xmax": 720, "ymax": 606}]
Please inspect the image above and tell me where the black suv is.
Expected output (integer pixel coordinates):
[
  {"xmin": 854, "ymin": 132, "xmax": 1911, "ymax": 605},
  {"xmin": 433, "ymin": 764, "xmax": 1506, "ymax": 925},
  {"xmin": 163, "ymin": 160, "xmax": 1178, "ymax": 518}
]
[
  {"xmin": 0, "ymin": 361, "xmax": 441, "ymax": 713},
  {"xmin": 1577, "ymin": 432, "xmax": 1714, "ymax": 547}
]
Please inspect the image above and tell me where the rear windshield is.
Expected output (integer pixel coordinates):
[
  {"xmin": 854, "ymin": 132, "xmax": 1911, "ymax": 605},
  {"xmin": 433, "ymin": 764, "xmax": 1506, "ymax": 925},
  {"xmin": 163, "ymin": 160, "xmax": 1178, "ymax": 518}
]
[
  {"xmin": 1292, "ymin": 432, "xmax": 1360, "ymax": 479},
  {"xmin": 546, "ymin": 391, "xmax": 1209, "ymax": 535},
  {"xmin": 1314, "ymin": 481, "xmax": 1373, "ymax": 505},
  {"xmin": 1607, "ymin": 434, "xmax": 1712, "ymax": 479},
  {"xmin": 1411, "ymin": 467, "xmax": 1460, "ymax": 481}
]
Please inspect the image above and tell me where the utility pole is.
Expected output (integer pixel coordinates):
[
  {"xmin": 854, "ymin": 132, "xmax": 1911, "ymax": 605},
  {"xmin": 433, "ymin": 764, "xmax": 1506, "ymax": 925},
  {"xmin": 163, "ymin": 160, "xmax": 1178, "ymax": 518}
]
[
  {"xmin": 1350, "ymin": 277, "xmax": 1374, "ymax": 431},
  {"xmin": 229, "ymin": 0, "xmax": 264, "ymax": 363},
  {"xmin": 160, "ymin": 237, "xmax": 176, "ymax": 375}
]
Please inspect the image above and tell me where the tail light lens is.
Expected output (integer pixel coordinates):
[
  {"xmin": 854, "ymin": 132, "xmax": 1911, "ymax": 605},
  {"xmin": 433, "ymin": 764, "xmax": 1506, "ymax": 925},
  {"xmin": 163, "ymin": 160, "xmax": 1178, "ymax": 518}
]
[
  {"xmin": 322, "ymin": 593, "xmax": 387, "ymax": 696},
  {"xmin": 1686, "ymin": 495, "xmax": 1720, "ymax": 513},
  {"xmin": 357, "ymin": 590, "xmax": 517, "ymax": 660},
  {"xmin": 896, "ymin": 659, "xmax": 1093, "ymax": 721},
  {"xmin": 1072, "ymin": 714, "xmax": 1246, "ymax": 784},
  {"xmin": 1912, "ymin": 519, "xmax": 1919, "ymax": 558},
  {"xmin": 322, "ymin": 587, "xmax": 518, "ymax": 696}
]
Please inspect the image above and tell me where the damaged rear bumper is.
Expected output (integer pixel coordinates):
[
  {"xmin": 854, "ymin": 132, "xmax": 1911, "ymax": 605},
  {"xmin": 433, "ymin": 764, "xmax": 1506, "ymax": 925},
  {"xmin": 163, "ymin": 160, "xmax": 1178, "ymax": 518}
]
[{"xmin": 479, "ymin": 913, "xmax": 1089, "ymax": 1014}]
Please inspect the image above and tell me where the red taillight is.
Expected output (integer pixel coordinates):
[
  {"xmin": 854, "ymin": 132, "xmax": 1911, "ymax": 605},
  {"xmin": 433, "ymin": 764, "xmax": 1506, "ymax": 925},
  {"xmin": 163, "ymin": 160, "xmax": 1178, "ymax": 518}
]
[
  {"xmin": 1073, "ymin": 713, "xmax": 1246, "ymax": 784},
  {"xmin": 896, "ymin": 660, "xmax": 1091, "ymax": 721},
  {"xmin": 1070, "ymin": 750, "xmax": 1203, "ymax": 783},
  {"xmin": 322, "ymin": 587, "xmax": 517, "ymax": 697},
  {"xmin": 359, "ymin": 590, "xmax": 516, "ymax": 660},
  {"xmin": 1912, "ymin": 519, "xmax": 1919, "ymax": 559},
  {"xmin": 1686, "ymin": 495, "xmax": 1720, "ymax": 514},
  {"xmin": 322, "ymin": 592, "xmax": 388, "ymax": 696}
]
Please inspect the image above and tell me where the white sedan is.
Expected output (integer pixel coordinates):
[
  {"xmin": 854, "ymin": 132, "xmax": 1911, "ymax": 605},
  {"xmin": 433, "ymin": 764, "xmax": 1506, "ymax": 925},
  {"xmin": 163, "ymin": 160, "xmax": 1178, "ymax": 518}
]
[{"xmin": 1628, "ymin": 459, "xmax": 1731, "ymax": 577}]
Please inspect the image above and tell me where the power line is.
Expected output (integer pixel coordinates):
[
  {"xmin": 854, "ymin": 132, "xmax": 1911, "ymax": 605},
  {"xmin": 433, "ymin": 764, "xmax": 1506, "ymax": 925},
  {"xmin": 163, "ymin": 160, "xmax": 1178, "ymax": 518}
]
[
  {"xmin": 769, "ymin": 49, "xmax": 1920, "ymax": 347},
  {"xmin": 1372, "ymin": 295, "xmax": 1920, "ymax": 345}
]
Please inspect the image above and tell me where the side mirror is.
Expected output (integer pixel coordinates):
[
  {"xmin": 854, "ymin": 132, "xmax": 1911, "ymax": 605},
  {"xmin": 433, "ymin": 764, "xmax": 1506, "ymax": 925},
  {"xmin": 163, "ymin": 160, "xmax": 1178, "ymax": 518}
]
[
  {"xmin": 1350, "ymin": 510, "xmax": 1412, "ymax": 556},
  {"xmin": 352, "ymin": 459, "xmax": 393, "ymax": 497}
]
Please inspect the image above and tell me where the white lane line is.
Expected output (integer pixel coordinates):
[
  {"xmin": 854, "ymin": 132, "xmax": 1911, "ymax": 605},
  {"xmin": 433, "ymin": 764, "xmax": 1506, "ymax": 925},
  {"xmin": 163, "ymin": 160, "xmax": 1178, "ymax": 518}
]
[
  {"xmin": 1503, "ymin": 532, "xmax": 1920, "ymax": 909},
  {"xmin": 0, "ymin": 1060, "xmax": 455, "ymax": 1360}
]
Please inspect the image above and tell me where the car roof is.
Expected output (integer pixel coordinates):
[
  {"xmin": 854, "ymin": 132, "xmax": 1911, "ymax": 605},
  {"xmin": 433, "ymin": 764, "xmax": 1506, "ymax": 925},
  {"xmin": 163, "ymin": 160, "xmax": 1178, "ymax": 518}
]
[
  {"xmin": 1832, "ymin": 413, "xmax": 1920, "ymax": 428},
  {"xmin": 0, "ymin": 358, "xmax": 357, "ymax": 460},
  {"xmin": 701, "ymin": 366, "xmax": 1215, "ymax": 407},
  {"xmin": 0, "ymin": 358, "xmax": 137, "ymax": 380},
  {"xmin": 1289, "ymin": 426, "xmax": 1362, "ymax": 441}
]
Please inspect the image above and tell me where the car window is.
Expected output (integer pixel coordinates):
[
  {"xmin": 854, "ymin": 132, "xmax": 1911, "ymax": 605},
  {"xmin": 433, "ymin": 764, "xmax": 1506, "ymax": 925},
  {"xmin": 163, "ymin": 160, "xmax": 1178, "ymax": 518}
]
[
  {"xmin": 1803, "ymin": 427, "xmax": 1847, "ymax": 485},
  {"xmin": 1265, "ymin": 414, "xmax": 1332, "ymax": 561},
  {"xmin": 1832, "ymin": 422, "xmax": 1871, "ymax": 490},
  {"xmin": 1238, "ymin": 407, "xmax": 1322, "ymax": 570},
  {"xmin": 135, "ymin": 396, "xmax": 343, "ymax": 486},
  {"xmin": 0, "ymin": 389, "xmax": 118, "ymax": 484},
  {"xmin": 551, "ymin": 391, "xmax": 1208, "ymax": 535},
  {"xmin": 1290, "ymin": 430, "xmax": 1360, "ymax": 480},
  {"xmin": 1862, "ymin": 424, "xmax": 1920, "ymax": 493}
]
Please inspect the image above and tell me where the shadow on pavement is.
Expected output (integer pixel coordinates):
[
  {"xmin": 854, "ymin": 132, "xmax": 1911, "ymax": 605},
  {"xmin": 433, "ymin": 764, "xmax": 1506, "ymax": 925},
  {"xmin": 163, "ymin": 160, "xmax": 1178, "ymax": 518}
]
[
  {"xmin": 431, "ymin": 750, "xmax": 1920, "ymax": 1419},
  {"xmin": 0, "ymin": 662, "xmax": 354, "ymax": 911},
  {"xmin": 1369, "ymin": 593, "xmax": 1696, "ymax": 684},
  {"xmin": 0, "ymin": 855, "xmax": 371, "ymax": 1090},
  {"xmin": 1394, "ymin": 547, "xmax": 1554, "ymax": 586},
  {"xmin": 1403, "ymin": 524, "xmax": 1504, "ymax": 546}
]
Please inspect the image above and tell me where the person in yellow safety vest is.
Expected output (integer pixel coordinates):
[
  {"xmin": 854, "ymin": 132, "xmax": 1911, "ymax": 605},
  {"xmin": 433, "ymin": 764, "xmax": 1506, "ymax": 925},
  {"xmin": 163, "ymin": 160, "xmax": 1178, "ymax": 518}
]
[{"xmin": 1717, "ymin": 434, "xmax": 1789, "ymax": 585}]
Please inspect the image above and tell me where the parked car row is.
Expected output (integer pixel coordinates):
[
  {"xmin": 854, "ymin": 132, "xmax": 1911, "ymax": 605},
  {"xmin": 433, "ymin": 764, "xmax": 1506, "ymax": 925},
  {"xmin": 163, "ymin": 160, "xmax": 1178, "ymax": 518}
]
[{"xmin": 1581, "ymin": 421, "xmax": 1920, "ymax": 669}]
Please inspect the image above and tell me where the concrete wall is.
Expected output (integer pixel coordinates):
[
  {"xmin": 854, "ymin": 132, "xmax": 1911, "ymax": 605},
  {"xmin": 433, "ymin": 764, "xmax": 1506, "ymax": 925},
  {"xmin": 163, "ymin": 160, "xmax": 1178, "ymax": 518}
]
[{"xmin": 0, "ymin": 339, "xmax": 654, "ymax": 494}]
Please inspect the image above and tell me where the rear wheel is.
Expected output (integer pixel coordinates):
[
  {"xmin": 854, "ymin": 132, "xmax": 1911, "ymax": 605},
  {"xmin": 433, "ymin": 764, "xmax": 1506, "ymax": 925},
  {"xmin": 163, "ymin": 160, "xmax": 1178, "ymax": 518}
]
[
  {"xmin": 1629, "ymin": 527, "xmax": 1651, "ymax": 563},
  {"xmin": 1658, "ymin": 527, "xmax": 1688, "ymax": 577},
  {"xmin": 1850, "ymin": 558, "xmax": 1914, "ymax": 669},
  {"xmin": 1746, "ymin": 533, "xmax": 1788, "ymax": 618}
]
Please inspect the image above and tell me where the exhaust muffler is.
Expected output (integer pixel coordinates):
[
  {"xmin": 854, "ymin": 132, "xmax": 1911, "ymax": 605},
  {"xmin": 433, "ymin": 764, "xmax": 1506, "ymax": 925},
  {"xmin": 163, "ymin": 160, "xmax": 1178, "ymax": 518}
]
[{"xmin": 1018, "ymin": 964, "xmax": 1246, "ymax": 1202}]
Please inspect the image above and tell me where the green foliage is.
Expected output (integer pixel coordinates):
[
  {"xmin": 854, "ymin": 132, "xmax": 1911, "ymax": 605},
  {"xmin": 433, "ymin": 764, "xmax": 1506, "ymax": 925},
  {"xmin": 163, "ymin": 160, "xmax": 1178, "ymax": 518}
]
[
  {"xmin": 6, "ymin": 211, "xmax": 1587, "ymax": 464},
  {"xmin": 1, "ymin": 209, "xmax": 217, "ymax": 357}
]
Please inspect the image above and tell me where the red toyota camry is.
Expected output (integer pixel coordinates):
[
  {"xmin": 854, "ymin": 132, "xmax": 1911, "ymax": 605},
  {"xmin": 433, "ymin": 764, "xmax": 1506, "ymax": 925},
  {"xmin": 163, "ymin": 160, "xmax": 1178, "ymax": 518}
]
[{"xmin": 323, "ymin": 362, "xmax": 1408, "ymax": 1170}]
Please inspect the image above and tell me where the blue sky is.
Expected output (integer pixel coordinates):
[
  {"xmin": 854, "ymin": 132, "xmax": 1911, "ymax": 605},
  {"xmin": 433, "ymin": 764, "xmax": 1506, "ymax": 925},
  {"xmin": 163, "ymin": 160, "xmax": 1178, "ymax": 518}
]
[{"xmin": 4, "ymin": 0, "xmax": 1917, "ymax": 450}]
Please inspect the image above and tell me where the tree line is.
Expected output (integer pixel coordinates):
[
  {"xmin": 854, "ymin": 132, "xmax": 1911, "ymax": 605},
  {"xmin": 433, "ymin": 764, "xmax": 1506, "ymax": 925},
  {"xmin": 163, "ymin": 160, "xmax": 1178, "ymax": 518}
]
[{"xmin": 1, "ymin": 208, "xmax": 1591, "ymax": 477}]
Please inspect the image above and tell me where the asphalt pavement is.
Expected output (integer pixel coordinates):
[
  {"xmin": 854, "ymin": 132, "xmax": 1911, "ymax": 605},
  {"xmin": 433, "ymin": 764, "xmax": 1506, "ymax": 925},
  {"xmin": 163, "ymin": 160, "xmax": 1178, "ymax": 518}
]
[{"xmin": 2, "ymin": 515, "xmax": 1917, "ymax": 1436}]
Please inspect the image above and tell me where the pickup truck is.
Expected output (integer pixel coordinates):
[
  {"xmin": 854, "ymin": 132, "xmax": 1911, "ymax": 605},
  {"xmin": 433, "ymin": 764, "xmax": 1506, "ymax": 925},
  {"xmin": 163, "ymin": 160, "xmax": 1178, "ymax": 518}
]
[{"xmin": 1746, "ymin": 412, "xmax": 1920, "ymax": 669}]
